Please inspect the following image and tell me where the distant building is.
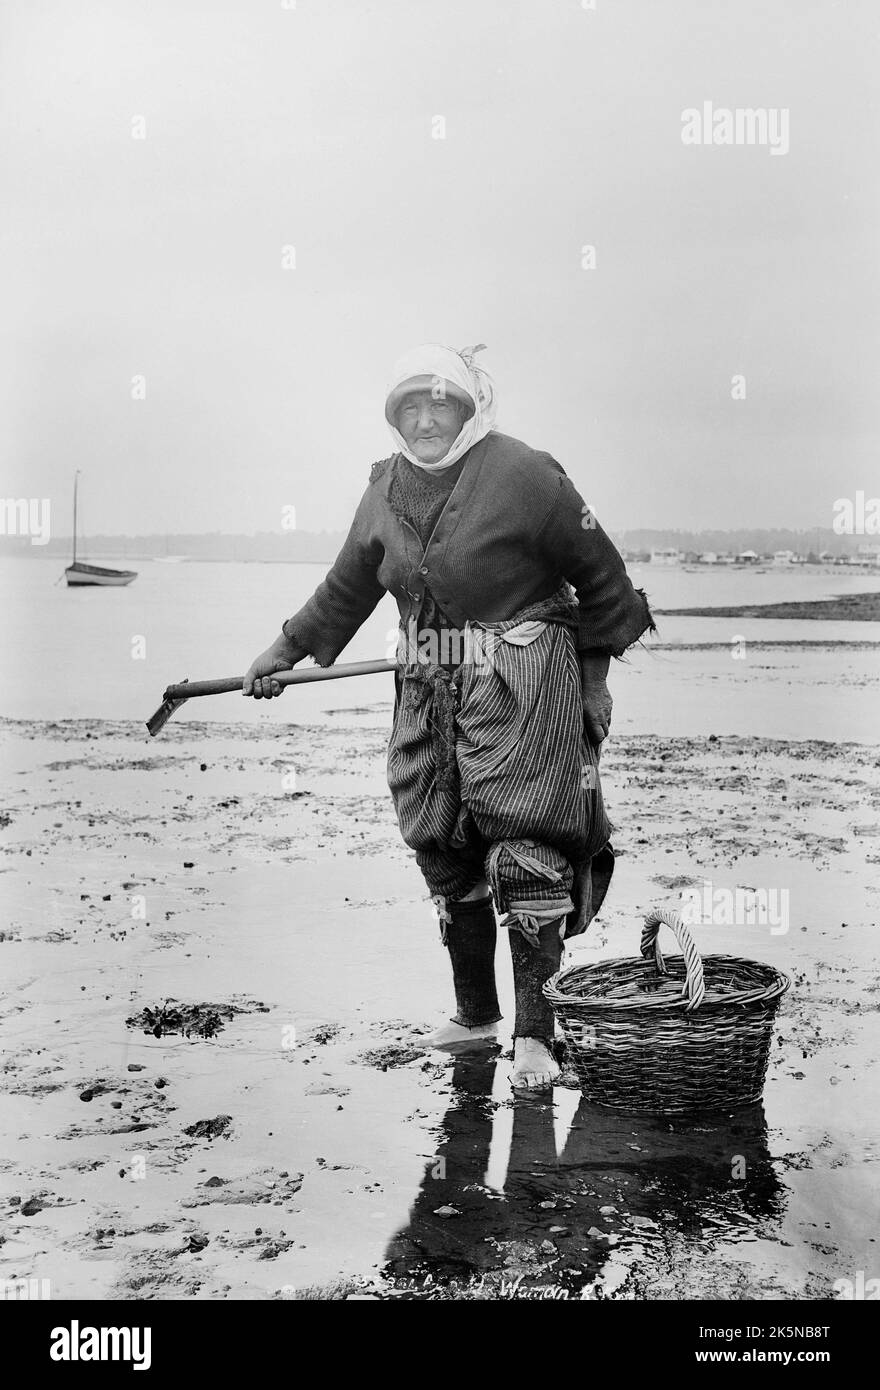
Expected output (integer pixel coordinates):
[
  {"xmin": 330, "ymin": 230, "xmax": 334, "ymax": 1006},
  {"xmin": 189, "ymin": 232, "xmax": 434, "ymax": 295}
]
[
  {"xmin": 855, "ymin": 545, "xmax": 880, "ymax": 567},
  {"xmin": 650, "ymin": 548, "xmax": 679, "ymax": 565},
  {"xmin": 736, "ymin": 549, "xmax": 759, "ymax": 564},
  {"xmin": 698, "ymin": 551, "xmax": 719, "ymax": 564},
  {"xmin": 772, "ymin": 550, "xmax": 796, "ymax": 566}
]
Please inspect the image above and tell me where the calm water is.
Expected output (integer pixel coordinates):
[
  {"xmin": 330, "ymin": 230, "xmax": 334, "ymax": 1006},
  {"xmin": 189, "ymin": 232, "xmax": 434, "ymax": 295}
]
[{"xmin": 1, "ymin": 557, "xmax": 878, "ymax": 740}]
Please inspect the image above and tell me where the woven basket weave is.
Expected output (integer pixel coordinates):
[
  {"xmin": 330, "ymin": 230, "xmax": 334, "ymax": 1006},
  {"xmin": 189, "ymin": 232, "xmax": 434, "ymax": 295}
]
[{"xmin": 543, "ymin": 908, "xmax": 791, "ymax": 1114}]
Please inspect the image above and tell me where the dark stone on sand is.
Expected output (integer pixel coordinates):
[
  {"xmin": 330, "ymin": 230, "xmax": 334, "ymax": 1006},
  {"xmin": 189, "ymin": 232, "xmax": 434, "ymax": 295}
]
[{"xmin": 183, "ymin": 1115, "xmax": 233, "ymax": 1141}]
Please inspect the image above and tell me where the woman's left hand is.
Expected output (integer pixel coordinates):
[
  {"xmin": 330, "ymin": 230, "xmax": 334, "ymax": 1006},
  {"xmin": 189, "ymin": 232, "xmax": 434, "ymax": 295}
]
[{"xmin": 582, "ymin": 678, "xmax": 612, "ymax": 746}]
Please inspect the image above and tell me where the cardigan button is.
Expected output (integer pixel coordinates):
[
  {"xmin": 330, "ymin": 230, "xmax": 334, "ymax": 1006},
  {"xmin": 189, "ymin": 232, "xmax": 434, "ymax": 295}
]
[{"xmin": 419, "ymin": 566, "xmax": 429, "ymax": 575}]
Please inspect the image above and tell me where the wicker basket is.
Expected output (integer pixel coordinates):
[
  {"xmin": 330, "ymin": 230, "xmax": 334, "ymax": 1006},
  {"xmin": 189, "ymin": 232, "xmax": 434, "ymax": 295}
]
[{"xmin": 543, "ymin": 908, "xmax": 790, "ymax": 1114}]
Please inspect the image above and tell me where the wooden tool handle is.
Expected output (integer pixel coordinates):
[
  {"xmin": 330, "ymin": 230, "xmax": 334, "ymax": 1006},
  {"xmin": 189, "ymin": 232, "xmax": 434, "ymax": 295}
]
[{"xmin": 162, "ymin": 658, "xmax": 397, "ymax": 702}]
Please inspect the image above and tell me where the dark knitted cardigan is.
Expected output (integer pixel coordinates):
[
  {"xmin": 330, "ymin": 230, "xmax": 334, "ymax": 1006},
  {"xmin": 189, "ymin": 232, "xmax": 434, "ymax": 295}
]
[
  {"xmin": 283, "ymin": 431, "xmax": 654, "ymax": 665},
  {"xmin": 386, "ymin": 452, "xmax": 467, "ymax": 670},
  {"xmin": 388, "ymin": 451, "xmax": 467, "ymax": 546}
]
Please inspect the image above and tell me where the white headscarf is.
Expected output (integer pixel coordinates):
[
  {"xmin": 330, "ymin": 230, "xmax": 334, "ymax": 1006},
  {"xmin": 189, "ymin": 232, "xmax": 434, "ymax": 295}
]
[{"xmin": 384, "ymin": 342, "xmax": 497, "ymax": 473}]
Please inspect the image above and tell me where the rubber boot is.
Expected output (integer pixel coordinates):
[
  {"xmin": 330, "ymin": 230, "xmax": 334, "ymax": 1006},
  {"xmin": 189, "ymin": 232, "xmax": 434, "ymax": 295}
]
[
  {"xmin": 444, "ymin": 896, "xmax": 503, "ymax": 1028},
  {"xmin": 508, "ymin": 918, "xmax": 564, "ymax": 1043}
]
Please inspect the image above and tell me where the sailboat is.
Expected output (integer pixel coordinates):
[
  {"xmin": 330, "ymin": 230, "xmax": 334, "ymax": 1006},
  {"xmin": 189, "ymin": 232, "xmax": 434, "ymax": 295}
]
[{"xmin": 65, "ymin": 471, "xmax": 137, "ymax": 587}]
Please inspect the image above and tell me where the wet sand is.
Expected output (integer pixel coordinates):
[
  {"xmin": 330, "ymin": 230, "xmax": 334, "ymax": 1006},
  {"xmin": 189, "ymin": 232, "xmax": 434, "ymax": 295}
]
[{"xmin": 1, "ymin": 704, "xmax": 878, "ymax": 1300}]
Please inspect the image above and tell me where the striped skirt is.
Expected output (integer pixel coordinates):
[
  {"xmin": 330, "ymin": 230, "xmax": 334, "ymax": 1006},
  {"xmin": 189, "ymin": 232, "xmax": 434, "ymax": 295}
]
[{"xmin": 386, "ymin": 588, "xmax": 614, "ymax": 940}]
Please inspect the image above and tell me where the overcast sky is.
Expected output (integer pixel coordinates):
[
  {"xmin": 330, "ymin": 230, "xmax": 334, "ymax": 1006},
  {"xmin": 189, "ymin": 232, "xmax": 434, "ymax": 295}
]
[{"xmin": 2, "ymin": 0, "xmax": 877, "ymax": 538}]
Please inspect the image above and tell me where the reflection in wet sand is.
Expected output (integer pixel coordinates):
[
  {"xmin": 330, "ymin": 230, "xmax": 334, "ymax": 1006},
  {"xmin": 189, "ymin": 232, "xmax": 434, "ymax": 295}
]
[{"xmin": 384, "ymin": 1054, "xmax": 783, "ymax": 1296}]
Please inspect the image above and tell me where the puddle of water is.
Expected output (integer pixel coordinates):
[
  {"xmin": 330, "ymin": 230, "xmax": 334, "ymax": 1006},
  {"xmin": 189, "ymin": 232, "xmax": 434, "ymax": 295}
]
[{"xmin": 378, "ymin": 1053, "xmax": 789, "ymax": 1295}]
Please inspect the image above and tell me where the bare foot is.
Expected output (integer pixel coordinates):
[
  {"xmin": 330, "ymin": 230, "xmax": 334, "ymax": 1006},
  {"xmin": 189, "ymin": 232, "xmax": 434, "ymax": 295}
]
[
  {"xmin": 511, "ymin": 1037, "xmax": 560, "ymax": 1090},
  {"xmin": 421, "ymin": 1019, "xmax": 500, "ymax": 1050}
]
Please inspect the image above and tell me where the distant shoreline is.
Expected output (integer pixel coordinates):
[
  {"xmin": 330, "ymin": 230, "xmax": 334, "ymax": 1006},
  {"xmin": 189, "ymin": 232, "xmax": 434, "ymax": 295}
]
[
  {"xmin": 4, "ymin": 552, "xmax": 879, "ymax": 574},
  {"xmin": 655, "ymin": 592, "xmax": 880, "ymax": 621}
]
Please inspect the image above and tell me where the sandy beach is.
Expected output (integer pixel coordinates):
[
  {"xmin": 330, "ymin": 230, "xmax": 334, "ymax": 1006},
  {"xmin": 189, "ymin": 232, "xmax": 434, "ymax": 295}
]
[{"xmin": 2, "ymin": 664, "xmax": 878, "ymax": 1298}]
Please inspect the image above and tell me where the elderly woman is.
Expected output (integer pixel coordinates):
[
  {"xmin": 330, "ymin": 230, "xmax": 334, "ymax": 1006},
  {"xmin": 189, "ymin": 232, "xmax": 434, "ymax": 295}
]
[{"xmin": 243, "ymin": 344, "xmax": 653, "ymax": 1089}]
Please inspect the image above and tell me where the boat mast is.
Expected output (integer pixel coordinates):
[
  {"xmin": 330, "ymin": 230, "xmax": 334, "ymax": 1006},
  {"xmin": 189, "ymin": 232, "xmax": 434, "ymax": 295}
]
[{"xmin": 72, "ymin": 470, "xmax": 80, "ymax": 565}]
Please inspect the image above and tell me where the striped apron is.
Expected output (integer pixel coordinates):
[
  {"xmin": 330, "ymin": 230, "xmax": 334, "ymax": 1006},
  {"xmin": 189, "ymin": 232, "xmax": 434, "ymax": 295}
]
[{"xmin": 387, "ymin": 587, "xmax": 614, "ymax": 941}]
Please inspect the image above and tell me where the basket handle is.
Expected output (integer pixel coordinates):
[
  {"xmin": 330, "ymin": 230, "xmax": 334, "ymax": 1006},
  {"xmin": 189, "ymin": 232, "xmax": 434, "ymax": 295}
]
[{"xmin": 640, "ymin": 908, "xmax": 706, "ymax": 1012}]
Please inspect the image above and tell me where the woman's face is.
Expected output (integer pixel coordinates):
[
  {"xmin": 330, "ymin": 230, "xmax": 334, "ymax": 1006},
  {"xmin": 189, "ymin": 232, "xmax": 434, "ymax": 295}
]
[{"xmin": 396, "ymin": 390, "xmax": 466, "ymax": 464}]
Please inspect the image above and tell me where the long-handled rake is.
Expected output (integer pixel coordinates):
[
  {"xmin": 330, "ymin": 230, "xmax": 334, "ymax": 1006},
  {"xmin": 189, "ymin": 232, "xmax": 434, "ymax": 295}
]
[{"xmin": 145, "ymin": 658, "xmax": 397, "ymax": 737}]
